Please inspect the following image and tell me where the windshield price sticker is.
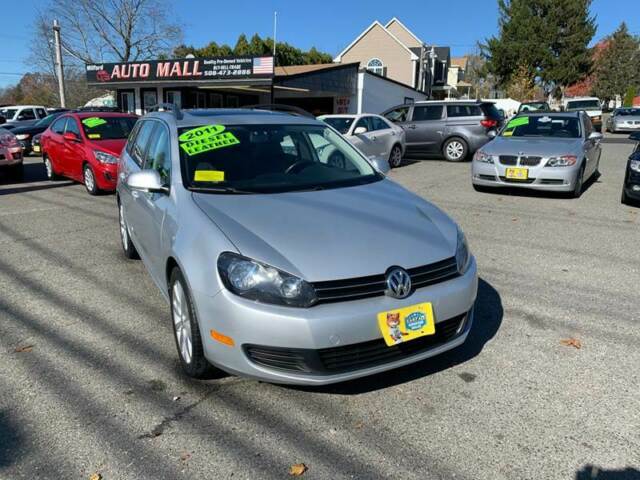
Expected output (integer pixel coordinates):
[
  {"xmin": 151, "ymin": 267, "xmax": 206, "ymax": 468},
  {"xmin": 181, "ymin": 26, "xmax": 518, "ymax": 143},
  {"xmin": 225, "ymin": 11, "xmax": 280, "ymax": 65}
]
[
  {"xmin": 82, "ymin": 117, "xmax": 107, "ymax": 128},
  {"xmin": 194, "ymin": 170, "xmax": 225, "ymax": 182},
  {"xmin": 506, "ymin": 116, "xmax": 529, "ymax": 129},
  {"xmin": 179, "ymin": 125, "xmax": 239, "ymax": 156}
]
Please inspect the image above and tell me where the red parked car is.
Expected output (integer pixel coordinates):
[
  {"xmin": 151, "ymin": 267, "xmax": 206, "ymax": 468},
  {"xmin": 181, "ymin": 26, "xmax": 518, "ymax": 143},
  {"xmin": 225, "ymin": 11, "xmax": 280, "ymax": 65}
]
[{"xmin": 40, "ymin": 111, "xmax": 137, "ymax": 194}]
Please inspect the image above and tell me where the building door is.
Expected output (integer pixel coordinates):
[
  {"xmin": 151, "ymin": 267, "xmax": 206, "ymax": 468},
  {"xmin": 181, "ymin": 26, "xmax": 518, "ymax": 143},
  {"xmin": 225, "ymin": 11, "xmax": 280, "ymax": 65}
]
[
  {"xmin": 196, "ymin": 91, "xmax": 206, "ymax": 108},
  {"xmin": 142, "ymin": 89, "xmax": 158, "ymax": 113},
  {"xmin": 119, "ymin": 90, "xmax": 135, "ymax": 113},
  {"xmin": 165, "ymin": 90, "xmax": 182, "ymax": 108},
  {"xmin": 208, "ymin": 93, "xmax": 223, "ymax": 108}
]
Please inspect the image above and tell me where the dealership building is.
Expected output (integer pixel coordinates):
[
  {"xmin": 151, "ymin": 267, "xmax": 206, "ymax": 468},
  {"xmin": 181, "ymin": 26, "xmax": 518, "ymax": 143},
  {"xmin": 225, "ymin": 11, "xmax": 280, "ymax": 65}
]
[{"xmin": 85, "ymin": 55, "xmax": 426, "ymax": 116}]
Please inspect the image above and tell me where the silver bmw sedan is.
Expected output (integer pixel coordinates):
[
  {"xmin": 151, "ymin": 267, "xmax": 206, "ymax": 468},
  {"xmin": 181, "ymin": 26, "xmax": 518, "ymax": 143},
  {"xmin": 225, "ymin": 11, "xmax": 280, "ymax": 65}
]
[
  {"xmin": 471, "ymin": 111, "xmax": 602, "ymax": 198},
  {"xmin": 116, "ymin": 108, "xmax": 478, "ymax": 385}
]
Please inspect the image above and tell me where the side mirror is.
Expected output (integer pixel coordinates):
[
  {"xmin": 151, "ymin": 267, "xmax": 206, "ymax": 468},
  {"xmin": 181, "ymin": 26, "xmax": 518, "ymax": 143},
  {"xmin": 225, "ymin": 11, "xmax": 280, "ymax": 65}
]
[
  {"xmin": 63, "ymin": 131, "xmax": 80, "ymax": 142},
  {"xmin": 589, "ymin": 132, "xmax": 603, "ymax": 142},
  {"xmin": 354, "ymin": 126, "xmax": 367, "ymax": 135},
  {"xmin": 126, "ymin": 170, "xmax": 169, "ymax": 194}
]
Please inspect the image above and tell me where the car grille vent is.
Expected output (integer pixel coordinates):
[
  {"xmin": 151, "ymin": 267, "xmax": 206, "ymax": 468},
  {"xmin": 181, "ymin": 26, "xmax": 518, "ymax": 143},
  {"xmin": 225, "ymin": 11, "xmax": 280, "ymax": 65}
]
[
  {"xmin": 519, "ymin": 156, "xmax": 542, "ymax": 166},
  {"xmin": 310, "ymin": 257, "xmax": 459, "ymax": 305},
  {"xmin": 499, "ymin": 155, "xmax": 518, "ymax": 166}
]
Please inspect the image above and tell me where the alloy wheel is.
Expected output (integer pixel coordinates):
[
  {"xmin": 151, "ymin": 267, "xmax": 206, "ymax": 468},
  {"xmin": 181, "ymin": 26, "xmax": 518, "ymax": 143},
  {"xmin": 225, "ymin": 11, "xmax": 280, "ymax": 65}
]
[
  {"xmin": 389, "ymin": 146, "xmax": 402, "ymax": 168},
  {"xmin": 119, "ymin": 204, "xmax": 129, "ymax": 251},
  {"xmin": 44, "ymin": 158, "xmax": 52, "ymax": 179},
  {"xmin": 446, "ymin": 141, "xmax": 464, "ymax": 160},
  {"xmin": 84, "ymin": 166, "xmax": 95, "ymax": 192},
  {"xmin": 172, "ymin": 281, "xmax": 193, "ymax": 365}
]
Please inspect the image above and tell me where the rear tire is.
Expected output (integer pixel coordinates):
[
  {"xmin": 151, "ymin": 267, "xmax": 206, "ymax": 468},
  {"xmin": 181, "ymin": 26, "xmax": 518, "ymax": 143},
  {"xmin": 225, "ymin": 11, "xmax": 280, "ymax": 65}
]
[
  {"xmin": 443, "ymin": 137, "xmax": 468, "ymax": 162},
  {"xmin": 388, "ymin": 144, "xmax": 403, "ymax": 168},
  {"xmin": 169, "ymin": 268, "xmax": 218, "ymax": 379},
  {"xmin": 83, "ymin": 163, "xmax": 99, "ymax": 195}
]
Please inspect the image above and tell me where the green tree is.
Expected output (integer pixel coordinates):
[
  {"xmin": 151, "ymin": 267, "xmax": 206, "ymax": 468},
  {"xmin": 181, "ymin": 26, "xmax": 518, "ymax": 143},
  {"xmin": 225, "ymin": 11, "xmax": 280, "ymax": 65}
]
[
  {"xmin": 591, "ymin": 23, "xmax": 640, "ymax": 102},
  {"xmin": 505, "ymin": 64, "xmax": 539, "ymax": 101},
  {"xmin": 234, "ymin": 34, "xmax": 251, "ymax": 56},
  {"xmin": 482, "ymin": 0, "xmax": 595, "ymax": 94},
  {"xmin": 623, "ymin": 86, "xmax": 637, "ymax": 107}
]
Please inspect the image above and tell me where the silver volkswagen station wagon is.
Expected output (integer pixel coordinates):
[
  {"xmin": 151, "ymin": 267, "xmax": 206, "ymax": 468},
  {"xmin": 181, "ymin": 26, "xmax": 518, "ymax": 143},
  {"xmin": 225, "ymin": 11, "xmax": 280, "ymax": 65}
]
[{"xmin": 116, "ymin": 106, "xmax": 478, "ymax": 385}]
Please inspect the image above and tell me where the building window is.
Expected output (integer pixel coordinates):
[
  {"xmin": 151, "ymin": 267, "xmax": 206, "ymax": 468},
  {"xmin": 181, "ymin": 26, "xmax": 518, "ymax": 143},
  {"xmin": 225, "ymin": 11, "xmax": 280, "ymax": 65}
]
[{"xmin": 366, "ymin": 58, "xmax": 384, "ymax": 76}]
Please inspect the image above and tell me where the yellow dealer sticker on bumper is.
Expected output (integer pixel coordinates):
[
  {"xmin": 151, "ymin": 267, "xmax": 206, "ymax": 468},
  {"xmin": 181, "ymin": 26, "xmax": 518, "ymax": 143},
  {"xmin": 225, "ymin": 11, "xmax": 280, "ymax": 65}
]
[
  {"xmin": 377, "ymin": 302, "xmax": 435, "ymax": 347},
  {"xmin": 179, "ymin": 124, "xmax": 239, "ymax": 156},
  {"xmin": 194, "ymin": 170, "xmax": 225, "ymax": 182}
]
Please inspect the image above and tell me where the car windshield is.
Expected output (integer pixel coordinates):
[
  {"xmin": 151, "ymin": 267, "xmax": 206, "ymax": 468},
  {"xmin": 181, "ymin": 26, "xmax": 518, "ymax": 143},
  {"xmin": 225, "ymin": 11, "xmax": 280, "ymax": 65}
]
[
  {"xmin": 35, "ymin": 113, "xmax": 60, "ymax": 127},
  {"xmin": 501, "ymin": 115, "xmax": 581, "ymax": 138},
  {"xmin": 617, "ymin": 109, "xmax": 640, "ymax": 116},
  {"xmin": 179, "ymin": 123, "xmax": 381, "ymax": 194},
  {"xmin": 566, "ymin": 100, "xmax": 600, "ymax": 110},
  {"xmin": 321, "ymin": 117, "xmax": 355, "ymax": 134},
  {"xmin": 80, "ymin": 116, "xmax": 137, "ymax": 140},
  {"xmin": 0, "ymin": 108, "xmax": 18, "ymax": 119}
]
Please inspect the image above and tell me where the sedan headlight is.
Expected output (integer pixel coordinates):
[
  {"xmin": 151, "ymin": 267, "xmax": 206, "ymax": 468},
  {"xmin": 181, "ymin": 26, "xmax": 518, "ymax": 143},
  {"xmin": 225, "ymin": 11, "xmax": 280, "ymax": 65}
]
[
  {"xmin": 473, "ymin": 150, "xmax": 494, "ymax": 163},
  {"xmin": 217, "ymin": 252, "xmax": 317, "ymax": 308},
  {"xmin": 546, "ymin": 155, "xmax": 577, "ymax": 167},
  {"xmin": 94, "ymin": 150, "xmax": 119, "ymax": 164},
  {"xmin": 15, "ymin": 134, "xmax": 30, "ymax": 140},
  {"xmin": 630, "ymin": 160, "xmax": 640, "ymax": 173},
  {"xmin": 456, "ymin": 227, "xmax": 471, "ymax": 275}
]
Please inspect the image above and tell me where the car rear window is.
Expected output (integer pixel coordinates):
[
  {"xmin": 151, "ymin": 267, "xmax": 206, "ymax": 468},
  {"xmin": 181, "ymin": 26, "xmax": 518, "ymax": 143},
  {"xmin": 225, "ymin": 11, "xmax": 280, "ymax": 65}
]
[
  {"xmin": 80, "ymin": 116, "xmax": 137, "ymax": 140},
  {"xmin": 566, "ymin": 100, "xmax": 600, "ymax": 110},
  {"xmin": 447, "ymin": 105, "xmax": 483, "ymax": 118},
  {"xmin": 481, "ymin": 103, "xmax": 503, "ymax": 119}
]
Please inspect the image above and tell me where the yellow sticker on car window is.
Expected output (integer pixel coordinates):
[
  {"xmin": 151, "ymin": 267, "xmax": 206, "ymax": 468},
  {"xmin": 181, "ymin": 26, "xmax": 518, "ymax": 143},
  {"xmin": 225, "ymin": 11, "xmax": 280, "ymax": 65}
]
[
  {"xmin": 194, "ymin": 170, "xmax": 225, "ymax": 182},
  {"xmin": 179, "ymin": 125, "xmax": 239, "ymax": 156},
  {"xmin": 88, "ymin": 133, "xmax": 101, "ymax": 139},
  {"xmin": 82, "ymin": 117, "xmax": 107, "ymax": 128},
  {"xmin": 502, "ymin": 130, "xmax": 513, "ymax": 136}
]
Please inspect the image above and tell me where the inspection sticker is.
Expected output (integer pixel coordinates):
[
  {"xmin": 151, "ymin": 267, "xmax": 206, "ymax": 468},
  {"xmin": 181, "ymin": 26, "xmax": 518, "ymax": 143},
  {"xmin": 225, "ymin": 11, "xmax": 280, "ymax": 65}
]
[
  {"xmin": 82, "ymin": 117, "xmax": 107, "ymax": 128},
  {"xmin": 88, "ymin": 133, "xmax": 101, "ymax": 139},
  {"xmin": 194, "ymin": 170, "xmax": 225, "ymax": 182},
  {"xmin": 179, "ymin": 125, "xmax": 239, "ymax": 156}
]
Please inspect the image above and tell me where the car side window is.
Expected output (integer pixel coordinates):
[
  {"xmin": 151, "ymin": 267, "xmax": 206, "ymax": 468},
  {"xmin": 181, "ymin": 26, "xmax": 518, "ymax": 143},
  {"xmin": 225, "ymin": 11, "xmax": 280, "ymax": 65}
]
[
  {"xmin": 384, "ymin": 107, "xmax": 409, "ymax": 123},
  {"xmin": 412, "ymin": 105, "xmax": 444, "ymax": 121},
  {"xmin": 37, "ymin": 109, "xmax": 47, "ymax": 118},
  {"xmin": 446, "ymin": 105, "xmax": 482, "ymax": 118},
  {"xmin": 126, "ymin": 121, "xmax": 142, "ymax": 156},
  {"xmin": 51, "ymin": 117, "xmax": 67, "ymax": 134},
  {"xmin": 354, "ymin": 117, "xmax": 373, "ymax": 133},
  {"xmin": 65, "ymin": 118, "xmax": 81, "ymax": 137},
  {"xmin": 144, "ymin": 124, "xmax": 171, "ymax": 186},
  {"xmin": 131, "ymin": 121, "xmax": 156, "ymax": 167},
  {"xmin": 371, "ymin": 117, "xmax": 390, "ymax": 131}
]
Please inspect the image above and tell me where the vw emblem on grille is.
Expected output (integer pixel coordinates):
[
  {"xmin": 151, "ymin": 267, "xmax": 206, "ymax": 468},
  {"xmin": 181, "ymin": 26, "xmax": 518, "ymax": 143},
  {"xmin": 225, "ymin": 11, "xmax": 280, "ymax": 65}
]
[{"xmin": 385, "ymin": 267, "xmax": 412, "ymax": 299}]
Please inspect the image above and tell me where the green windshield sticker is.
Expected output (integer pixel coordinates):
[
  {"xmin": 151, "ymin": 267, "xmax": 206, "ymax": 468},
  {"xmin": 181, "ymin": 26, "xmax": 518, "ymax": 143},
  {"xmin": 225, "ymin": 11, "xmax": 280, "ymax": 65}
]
[
  {"xmin": 506, "ymin": 116, "xmax": 529, "ymax": 129},
  {"xmin": 179, "ymin": 124, "xmax": 239, "ymax": 156},
  {"xmin": 82, "ymin": 117, "xmax": 107, "ymax": 128}
]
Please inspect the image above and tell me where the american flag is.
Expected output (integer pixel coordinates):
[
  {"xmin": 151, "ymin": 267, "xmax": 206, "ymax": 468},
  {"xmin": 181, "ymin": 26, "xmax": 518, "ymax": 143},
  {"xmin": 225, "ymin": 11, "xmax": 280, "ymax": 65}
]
[{"xmin": 253, "ymin": 56, "xmax": 274, "ymax": 75}]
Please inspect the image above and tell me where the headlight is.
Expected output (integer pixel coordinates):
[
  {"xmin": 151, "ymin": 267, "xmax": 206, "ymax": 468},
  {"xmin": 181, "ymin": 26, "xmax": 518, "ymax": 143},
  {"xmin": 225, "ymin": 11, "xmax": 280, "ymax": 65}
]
[
  {"xmin": 94, "ymin": 150, "xmax": 119, "ymax": 164},
  {"xmin": 15, "ymin": 134, "xmax": 30, "ymax": 140},
  {"xmin": 455, "ymin": 227, "xmax": 471, "ymax": 275},
  {"xmin": 546, "ymin": 155, "xmax": 577, "ymax": 167},
  {"xmin": 217, "ymin": 252, "xmax": 317, "ymax": 308},
  {"xmin": 473, "ymin": 150, "xmax": 494, "ymax": 163},
  {"xmin": 630, "ymin": 160, "xmax": 640, "ymax": 173}
]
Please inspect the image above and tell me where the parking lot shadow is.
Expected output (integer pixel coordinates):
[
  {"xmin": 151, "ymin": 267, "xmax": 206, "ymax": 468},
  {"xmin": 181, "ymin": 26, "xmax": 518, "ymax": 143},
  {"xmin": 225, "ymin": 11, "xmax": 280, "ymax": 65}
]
[
  {"xmin": 576, "ymin": 465, "xmax": 640, "ymax": 480},
  {"xmin": 0, "ymin": 410, "xmax": 23, "ymax": 468},
  {"xmin": 292, "ymin": 277, "xmax": 503, "ymax": 395}
]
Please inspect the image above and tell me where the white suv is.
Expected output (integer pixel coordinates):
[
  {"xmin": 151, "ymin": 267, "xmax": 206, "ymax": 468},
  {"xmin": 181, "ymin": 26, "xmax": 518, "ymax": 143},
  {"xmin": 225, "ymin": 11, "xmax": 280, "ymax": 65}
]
[{"xmin": 0, "ymin": 105, "xmax": 48, "ymax": 127}]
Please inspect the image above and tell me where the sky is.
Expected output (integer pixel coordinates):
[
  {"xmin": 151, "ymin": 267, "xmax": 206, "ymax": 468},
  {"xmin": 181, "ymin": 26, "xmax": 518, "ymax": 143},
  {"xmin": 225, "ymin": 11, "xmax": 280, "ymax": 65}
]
[{"xmin": 1, "ymin": 0, "xmax": 638, "ymax": 87}]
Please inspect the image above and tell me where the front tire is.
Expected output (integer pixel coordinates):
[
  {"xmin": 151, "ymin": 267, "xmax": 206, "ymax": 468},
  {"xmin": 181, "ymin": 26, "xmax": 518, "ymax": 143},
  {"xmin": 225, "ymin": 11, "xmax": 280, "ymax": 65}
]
[
  {"xmin": 443, "ymin": 137, "xmax": 468, "ymax": 162},
  {"xmin": 44, "ymin": 155, "xmax": 60, "ymax": 180},
  {"xmin": 83, "ymin": 163, "xmax": 99, "ymax": 195},
  {"xmin": 388, "ymin": 144, "xmax": 403, "ymax": 168},
  {"xmin": 572, "ymin": 163, "xmax": 585, "ymax": 198},
  {"xmin": 118, "ymin": 201, "xmax": 139, "ymax": 260},
  {"xmin": 169, "ymin": 268, "xmax": 218, "ymax": 379}
]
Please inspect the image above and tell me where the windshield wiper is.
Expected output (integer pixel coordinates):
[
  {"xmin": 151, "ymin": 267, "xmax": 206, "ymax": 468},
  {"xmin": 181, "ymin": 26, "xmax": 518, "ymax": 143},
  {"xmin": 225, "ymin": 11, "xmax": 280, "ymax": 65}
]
[{"xmin": 189, "ymin": 186, "xmax": 256, "ymax": 194}]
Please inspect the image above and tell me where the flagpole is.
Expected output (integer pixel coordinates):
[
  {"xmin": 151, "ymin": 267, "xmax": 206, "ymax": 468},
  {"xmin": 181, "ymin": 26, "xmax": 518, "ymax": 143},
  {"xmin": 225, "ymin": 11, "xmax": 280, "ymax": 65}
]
[{"xmin": 273, "ymin": 11, "xmax": 277, "ymax": 62}]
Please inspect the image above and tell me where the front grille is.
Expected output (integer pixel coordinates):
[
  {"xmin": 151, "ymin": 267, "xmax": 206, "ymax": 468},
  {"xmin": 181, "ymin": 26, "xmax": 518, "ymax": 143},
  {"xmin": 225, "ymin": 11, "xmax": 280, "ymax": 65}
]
[
  {"xmin": 243, "ymin": 313, "xmax": 467, "ymax": 375},
  {"xmin": 499, "ymin": 155, "xmax": 518, "ymax": 166},
  {"xmin": 499, "ymin": 176, "xmax": 536, "ymax": 184},
  {"xmin": 311, "ymin": 257, "xmax": 459, "ymax": 305},
  {"xmin": 519, "ymin": 156, "xmax": 541, "ymax": 166}
]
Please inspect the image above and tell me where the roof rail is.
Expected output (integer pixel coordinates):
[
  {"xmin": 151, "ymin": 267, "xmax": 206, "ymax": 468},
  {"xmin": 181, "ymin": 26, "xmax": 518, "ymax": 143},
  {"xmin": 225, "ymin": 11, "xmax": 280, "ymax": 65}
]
[
  {"xmin": 244, "ymin": 103, "xmax": 315, "ymax": 119},
  {"xmin": 148, "ymin": 103, "xmax": 183, "ymax": 119}
]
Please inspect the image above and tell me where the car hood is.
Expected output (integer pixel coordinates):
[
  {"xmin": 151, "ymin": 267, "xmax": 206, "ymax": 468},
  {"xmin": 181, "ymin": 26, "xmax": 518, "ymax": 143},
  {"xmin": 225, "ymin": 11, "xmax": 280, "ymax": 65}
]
[
  {"xmin": 90, "ymin": 139, "xmax": 127, "ymax": 155},
  {"xmin": 482, "ymin": 136, "xmax": 583, "ymax": 157},
  {"xmin": 192, "ymin": 179, "xmax": 458, "ymax": 281}
]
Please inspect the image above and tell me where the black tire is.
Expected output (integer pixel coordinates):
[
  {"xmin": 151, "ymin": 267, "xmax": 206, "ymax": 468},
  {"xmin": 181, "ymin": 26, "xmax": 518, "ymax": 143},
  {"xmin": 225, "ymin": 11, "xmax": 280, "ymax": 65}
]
[
  {"xmin": 118, "ymin": 200, "xmax": 139, "ymax": 260},
  {"xmin": 43, "ymin": 155, "xmax": 60, "ymax": 180},
  {"xmin": 442, "ymin": 137, "xmax": 468, "ymax": 162},
  {"xmin": 621, "ymin": 188, "xmax": 630, "ymax": 205},
  {"xmin": 83, "ymin": 163, "xmax": 99, "ymax": 195},
  {"xmin": 572, "ymin": 163, "xmax": 586, "ymax": 198},
  {"xmin": 388, "ymin": 144, "xmax": 403, "ymax": 168},
  {"xmin": 169, "ymin": 268, "xmax": 218, "ymax": 379}
]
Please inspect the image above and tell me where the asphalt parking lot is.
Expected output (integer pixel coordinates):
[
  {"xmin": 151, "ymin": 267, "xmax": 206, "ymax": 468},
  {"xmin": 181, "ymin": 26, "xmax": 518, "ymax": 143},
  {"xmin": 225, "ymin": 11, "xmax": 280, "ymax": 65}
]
[{"xmin": 0, "ymin": 136, "xmax": 638, "ymax": 480}]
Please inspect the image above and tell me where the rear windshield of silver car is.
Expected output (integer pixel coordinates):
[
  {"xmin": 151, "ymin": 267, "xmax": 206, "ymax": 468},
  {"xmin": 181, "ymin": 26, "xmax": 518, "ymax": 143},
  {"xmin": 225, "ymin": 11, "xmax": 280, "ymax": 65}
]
[
  {"xmin": 501, "ymin": 116, "xmax": 581, "ymax": 138},
  {"xmin": 178, "ymin": 123, "xmax": 381, "ymax": 194}
]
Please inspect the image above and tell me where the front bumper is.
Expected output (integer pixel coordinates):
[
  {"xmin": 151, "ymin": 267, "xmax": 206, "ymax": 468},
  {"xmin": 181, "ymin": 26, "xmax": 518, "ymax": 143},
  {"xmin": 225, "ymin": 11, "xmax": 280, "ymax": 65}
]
[
  {"xmin": 612, "ymin": 124, "xmax": 640, "ymax": 132},
  {"xmin": 93, "ymin": 163, "xmax": 118, "ymax": 191},
  {"xmin": 192, "ymin": 257, "xmax": 478, "ymax": 385},
  {"xmin": 472, "ymin": 159, "xmax": 579, "ymax": 192},
  {"xmin": 0, "ymin": 147, "xmax": 23, "ymax": 168}
]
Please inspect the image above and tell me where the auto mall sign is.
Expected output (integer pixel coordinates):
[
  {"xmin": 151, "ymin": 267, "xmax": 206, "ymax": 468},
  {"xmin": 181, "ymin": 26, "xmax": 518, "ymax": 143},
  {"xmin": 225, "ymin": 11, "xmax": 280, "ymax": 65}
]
[{"xmin": 86, "ymin": 56, "xmax": 274, "ymax": 84}]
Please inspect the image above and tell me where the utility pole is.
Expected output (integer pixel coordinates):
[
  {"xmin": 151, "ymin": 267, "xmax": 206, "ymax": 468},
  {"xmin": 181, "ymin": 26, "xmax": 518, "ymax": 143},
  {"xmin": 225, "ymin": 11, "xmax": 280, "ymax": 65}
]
[
  {"xmin": 52, "ymin": 19, "xmax": 66, "ymax": 108},
  {"xmin": 273, "ymin": 11, "xmax": 278, "ymax": 60}
]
